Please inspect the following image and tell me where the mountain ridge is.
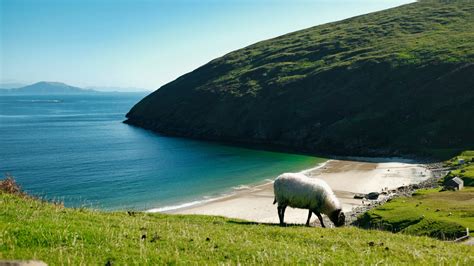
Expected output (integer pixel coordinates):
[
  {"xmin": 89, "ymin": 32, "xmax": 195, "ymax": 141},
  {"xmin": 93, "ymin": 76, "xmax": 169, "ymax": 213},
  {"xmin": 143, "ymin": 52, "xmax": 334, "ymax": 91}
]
[
  {"xmin": 0, "ymin": 81, "xmax": 97, "ymax": 95},
  {"xmin": 0, "ymin": 81, "xmax": 150, "ymax": 94}
]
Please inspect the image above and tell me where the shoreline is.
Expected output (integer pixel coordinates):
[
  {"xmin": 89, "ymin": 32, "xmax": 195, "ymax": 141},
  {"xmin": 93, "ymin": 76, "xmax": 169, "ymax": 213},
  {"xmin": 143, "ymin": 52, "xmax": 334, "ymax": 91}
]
[
  {"xmin": 155, "ymin": 159, "xmax": 432, "ymax": 226},
  {"xmin": 147, "ymin": 160, "xmax": 331, "ymax": 213}
]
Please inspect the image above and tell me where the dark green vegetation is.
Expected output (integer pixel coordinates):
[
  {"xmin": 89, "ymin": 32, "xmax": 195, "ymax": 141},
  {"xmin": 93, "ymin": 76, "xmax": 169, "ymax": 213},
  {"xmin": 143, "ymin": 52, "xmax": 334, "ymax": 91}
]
[
  {"xmin": 356, "ymin": 187, "xmax": 474, "ymax": 240},
  {"xmin": 1, "ymin": 192, "xmax": 473, "ymax": 264},
  {"xmin": 126, "ymin": 0, "xmax": 474, "ymax": 158},
  {"xmin": 443, "ymin": 150, "xmax": 474, "ymax": 186}
]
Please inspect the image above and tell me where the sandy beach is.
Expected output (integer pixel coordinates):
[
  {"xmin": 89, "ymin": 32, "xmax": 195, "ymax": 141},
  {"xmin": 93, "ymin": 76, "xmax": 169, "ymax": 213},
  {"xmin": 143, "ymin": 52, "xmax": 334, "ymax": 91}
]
[{"xmin": 162, "ymin": 159, "xmax": 431, "ymax": 226}]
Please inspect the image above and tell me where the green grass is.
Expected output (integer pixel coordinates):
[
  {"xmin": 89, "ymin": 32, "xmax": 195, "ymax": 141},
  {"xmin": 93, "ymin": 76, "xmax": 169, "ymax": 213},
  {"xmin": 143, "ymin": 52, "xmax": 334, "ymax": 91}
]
[
  {"xmin": 1, "ymin": 192, "xmax": 473, "ymax": 265},
  {"xmin": 198, "ymin": 1, "xmax": 474, "ymax": 93},
  {"xmin": 443, "ymin": 150, "xmax": 474, "ymax": 186},
  {"xmin": 356, "ymin": 188, "xmax": 474, "ymax": 240}
]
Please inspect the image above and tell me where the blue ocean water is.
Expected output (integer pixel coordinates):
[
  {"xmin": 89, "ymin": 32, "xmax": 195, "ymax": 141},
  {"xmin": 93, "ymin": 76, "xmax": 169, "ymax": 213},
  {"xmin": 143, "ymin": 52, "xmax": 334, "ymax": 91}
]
[{"xmin": 0, "ymin": 94, "xmax": 324, "ymax": 210}]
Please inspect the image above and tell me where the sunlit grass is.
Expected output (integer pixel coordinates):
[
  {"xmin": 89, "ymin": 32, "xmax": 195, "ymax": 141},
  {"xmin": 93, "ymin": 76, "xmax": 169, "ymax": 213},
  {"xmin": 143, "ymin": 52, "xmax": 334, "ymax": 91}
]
[
  {"xmin": 1, "ymin": 192, "xmax": 473, "ymax": 264},
  {"xmin": 357, "ymin": 188, "xmax": 474, "ymax": 240}
]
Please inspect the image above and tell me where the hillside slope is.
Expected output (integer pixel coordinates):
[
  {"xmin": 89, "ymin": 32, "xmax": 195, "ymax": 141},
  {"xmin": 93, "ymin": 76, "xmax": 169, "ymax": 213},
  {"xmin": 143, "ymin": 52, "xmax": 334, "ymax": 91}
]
[
  {"xmin": 126, "ymin": 0, "xmax": 474, "ymax": 157},
  {"xmin": 1, "ymin": 192, "xmax": 473, "ymax": 264}
]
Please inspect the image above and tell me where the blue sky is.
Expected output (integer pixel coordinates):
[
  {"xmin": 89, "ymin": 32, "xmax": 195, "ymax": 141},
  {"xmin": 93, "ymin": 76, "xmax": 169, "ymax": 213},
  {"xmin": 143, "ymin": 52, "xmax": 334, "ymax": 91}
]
[{"xmin": 0, "ymin": 0, "xmax": 414, "ymax": 91}]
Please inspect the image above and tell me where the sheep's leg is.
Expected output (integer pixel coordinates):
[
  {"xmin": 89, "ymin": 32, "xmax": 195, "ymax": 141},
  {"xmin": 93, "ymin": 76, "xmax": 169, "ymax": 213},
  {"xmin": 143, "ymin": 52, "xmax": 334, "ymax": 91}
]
[
  {"xmin": 277, "ymin": 205, "xmax": 286, "ymax": 226},
  {"xmin": 277, "ymin": 206, "xmax": 283, "ymax": 225},
  {"xmin": 306, "ymin": 210, "xmax": 312, "ymax": 226},
  {"xmin": 315, "ymin": 212, "xmax": 326, "ymax": 228},
  {"xmin": 281, "ymin": 206, "xmax": 287, "ymax": 225}
]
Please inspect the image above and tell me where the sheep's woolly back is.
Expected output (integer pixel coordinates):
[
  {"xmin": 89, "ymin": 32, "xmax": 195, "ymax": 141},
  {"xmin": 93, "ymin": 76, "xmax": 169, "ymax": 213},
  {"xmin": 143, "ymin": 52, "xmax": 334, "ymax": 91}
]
[{"xmin": 273, "ymin": 173, "xmax": 341, "ymax": 215}]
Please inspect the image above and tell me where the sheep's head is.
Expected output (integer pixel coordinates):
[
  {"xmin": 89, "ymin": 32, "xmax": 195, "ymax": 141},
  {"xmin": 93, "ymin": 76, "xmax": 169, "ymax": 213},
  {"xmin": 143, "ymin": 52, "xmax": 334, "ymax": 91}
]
[{"xmin": 329, "ymin": 209, "xmax": 345, "ymax": 227}]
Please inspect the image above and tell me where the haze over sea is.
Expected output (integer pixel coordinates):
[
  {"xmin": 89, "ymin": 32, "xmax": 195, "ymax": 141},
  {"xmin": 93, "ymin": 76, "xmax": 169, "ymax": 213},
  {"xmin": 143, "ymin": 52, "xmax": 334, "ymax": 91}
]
[{"xmin": 0, "ymin": 94, "xmax": 323, "ymax": 210}]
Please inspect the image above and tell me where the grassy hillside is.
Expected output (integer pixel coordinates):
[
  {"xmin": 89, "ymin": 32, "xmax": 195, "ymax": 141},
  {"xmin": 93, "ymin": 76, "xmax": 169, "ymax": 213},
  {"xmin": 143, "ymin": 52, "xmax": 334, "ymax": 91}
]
[
  {"xmin": 356, "ymin": 188, "xmax": 474, "ymax": 240},
  {"xmin": 443, "ymin": 150, "xmax": 474, "ymax": 186},
  {"xmin": 1, "ymin": 192, "xmax": 473, "ymax": 265},
  {"xmin": 126, "ymin": 0, "xmax": 474, "ymax": 159},
  {"xmin": 357, "ymin": 151, "xmax": 474, "ymax": 240}
]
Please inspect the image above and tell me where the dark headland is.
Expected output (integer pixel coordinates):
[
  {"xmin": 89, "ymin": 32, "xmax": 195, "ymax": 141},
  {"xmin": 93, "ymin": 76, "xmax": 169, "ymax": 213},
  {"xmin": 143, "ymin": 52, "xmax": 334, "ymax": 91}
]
[{"xmin": 125, "ymin": 0, "xmax": 474, "ymax": 159}]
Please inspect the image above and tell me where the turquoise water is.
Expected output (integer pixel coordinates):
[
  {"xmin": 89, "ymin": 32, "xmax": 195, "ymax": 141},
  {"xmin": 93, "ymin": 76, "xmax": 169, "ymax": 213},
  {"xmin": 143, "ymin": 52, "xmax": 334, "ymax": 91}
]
[{"xmin": 0, "ymin": 94, "xmax": 324, "ymax": 210}]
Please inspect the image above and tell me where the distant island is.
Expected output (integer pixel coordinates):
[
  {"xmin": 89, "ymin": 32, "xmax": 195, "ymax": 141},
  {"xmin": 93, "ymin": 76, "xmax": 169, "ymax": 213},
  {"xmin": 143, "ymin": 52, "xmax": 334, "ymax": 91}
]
[
  {"xmin": 125, "ymin": 0, "xmax": 474, "ymax": 159},
  {"xmin": 0, "ymin": 81, "xmax": 99, "ymax": 95},
  {"xmin": 0, "ymin": 81, "xmax": 150, "ymax": 95}
]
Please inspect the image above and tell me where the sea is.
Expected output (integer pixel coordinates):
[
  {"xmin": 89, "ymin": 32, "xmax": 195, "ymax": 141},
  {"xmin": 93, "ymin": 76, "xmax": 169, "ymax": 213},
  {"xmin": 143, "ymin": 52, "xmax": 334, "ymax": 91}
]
[{"xmin": 0, "ymin": 94, "xmax": 324, "ymax": 211}]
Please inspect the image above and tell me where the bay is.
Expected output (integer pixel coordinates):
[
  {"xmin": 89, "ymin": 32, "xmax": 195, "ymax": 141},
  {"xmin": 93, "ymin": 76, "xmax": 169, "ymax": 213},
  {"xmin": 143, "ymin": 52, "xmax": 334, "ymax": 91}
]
[{"xmin": 0, "ymin": 94, "xmax": 324, "ymax": 210}]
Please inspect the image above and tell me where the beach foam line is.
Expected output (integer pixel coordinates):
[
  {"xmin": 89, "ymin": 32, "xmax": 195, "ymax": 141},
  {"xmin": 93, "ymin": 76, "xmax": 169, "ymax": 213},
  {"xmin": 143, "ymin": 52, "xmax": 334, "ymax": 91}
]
[
  {"xmin": 232, "ymin": 185, "xmax": 251, "ymax": 190},
  {"xmin": 300, "ymin": 159, "xmax": 332, "ymax": 175},
  {"xmin": 146, "ymin": 190, "xmax": 241, "ymax": 213},
  {"xmin": 146, "ymin": 199, "xmax": 214, "ymax": 213}
]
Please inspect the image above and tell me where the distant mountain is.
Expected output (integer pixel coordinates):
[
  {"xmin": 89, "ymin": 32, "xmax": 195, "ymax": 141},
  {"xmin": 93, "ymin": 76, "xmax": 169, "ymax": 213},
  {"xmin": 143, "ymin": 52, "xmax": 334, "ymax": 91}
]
[
  {"xmin": 0, "ymin": 81, "xmax": 98, "ymax": 95},
  {"xmin": 125, "ymin": 0, "xmax": 474, "ymax": 158},
  {"xmin": 0, "ymin": 82, "xmax": 152, "ymax": 94}
]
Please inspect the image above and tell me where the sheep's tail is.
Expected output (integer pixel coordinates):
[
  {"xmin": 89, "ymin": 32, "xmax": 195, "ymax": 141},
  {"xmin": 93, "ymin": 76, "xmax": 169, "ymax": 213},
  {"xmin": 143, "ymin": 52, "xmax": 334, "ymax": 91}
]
[{"xmin": 273, "ymin": 197, "xmax": 277, "ymax": 205}]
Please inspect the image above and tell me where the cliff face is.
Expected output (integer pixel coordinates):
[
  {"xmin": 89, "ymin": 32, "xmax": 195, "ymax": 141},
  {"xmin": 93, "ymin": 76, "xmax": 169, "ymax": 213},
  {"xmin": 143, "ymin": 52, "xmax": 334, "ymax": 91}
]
[{"xmin": 126, "ymin": 0, "xmax": 474, "ymax": 157}]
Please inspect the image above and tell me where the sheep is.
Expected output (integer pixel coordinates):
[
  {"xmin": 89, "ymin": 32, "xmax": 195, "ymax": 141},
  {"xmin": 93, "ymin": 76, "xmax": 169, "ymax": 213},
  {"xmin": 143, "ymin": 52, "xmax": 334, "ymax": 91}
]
[{"xmin": 273, "ymin": 173, "xmax": 345, "ymax": 228}]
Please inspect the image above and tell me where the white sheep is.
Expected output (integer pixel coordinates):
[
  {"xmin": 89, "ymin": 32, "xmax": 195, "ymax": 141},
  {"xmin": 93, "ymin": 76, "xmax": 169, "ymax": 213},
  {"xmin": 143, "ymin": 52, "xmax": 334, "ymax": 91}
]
[{"xmin": 273, "ymin": 173, "xmax": 345, "ymax": 227}]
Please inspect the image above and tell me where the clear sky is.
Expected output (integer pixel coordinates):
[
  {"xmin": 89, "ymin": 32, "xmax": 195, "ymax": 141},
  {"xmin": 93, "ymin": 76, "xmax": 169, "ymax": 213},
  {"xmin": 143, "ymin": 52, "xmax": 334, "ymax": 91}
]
[{"xmin": 0, "ymin": 0, "xmax": 414, "ymax": 91}]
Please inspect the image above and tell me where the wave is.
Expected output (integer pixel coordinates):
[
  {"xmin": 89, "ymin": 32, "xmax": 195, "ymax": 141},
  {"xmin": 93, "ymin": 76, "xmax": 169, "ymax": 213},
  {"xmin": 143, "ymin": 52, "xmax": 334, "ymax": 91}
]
[
  {"xmin": 146, "ymin": 199, "xmax": 215, "ymax": 213},
  {"xmin": 300, "ymin": 160, "xmax": 331, "ymax": 174},
  {"xmin": 232, "ymin": 185, "xmax": 251, "ymax": 190},
  {"xmin": 17, "ymin": 99, "xmax": 63, "ymax": 103}
]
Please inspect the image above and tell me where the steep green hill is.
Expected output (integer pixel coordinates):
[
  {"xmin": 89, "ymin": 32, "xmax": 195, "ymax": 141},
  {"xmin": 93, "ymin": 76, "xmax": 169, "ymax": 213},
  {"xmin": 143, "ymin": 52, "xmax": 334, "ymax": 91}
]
[
  {"xmin": 1, "ymin": 192, "xmax": 473, "ymax": 264},
  {"xmin": 126, "ymin": 0, "xmax": 474, "ymax": 158}
]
